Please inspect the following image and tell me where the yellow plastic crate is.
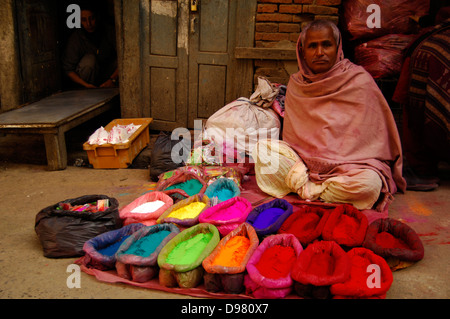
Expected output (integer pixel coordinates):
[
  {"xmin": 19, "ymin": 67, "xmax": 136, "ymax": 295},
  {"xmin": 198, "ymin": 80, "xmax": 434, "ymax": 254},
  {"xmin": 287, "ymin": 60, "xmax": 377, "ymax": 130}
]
[{"xmin": 83, "ymin": 118, "xmax": 153, "ymax": 169}]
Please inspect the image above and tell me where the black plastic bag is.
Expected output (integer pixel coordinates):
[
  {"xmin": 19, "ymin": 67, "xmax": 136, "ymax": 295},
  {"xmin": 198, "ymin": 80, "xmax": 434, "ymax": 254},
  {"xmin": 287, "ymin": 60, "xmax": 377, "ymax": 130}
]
[
  {"xmin": 149, "ymin": 131, "xmax": 187, "ymax": 182},
  {"xmin": 35, "ymin": 195, "xmax": 122, "ymax": 258}
]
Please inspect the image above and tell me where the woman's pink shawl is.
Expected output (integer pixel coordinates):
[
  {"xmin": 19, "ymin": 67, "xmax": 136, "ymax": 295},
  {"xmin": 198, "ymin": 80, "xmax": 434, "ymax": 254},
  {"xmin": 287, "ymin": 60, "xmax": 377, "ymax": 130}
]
[{"xmin": 283, "ymin": 30, "xmax": 406, "ymax": 211}]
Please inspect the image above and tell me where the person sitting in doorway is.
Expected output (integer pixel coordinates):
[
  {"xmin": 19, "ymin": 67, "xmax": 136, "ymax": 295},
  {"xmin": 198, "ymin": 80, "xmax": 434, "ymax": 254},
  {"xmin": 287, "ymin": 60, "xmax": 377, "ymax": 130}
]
[
  {"xmin": 62, "ymin": 3, "xmax": 118, "ymax": 89},
  {"xmin": 252, "ymin": 20, "xmax": 406, "ymax": 212}
]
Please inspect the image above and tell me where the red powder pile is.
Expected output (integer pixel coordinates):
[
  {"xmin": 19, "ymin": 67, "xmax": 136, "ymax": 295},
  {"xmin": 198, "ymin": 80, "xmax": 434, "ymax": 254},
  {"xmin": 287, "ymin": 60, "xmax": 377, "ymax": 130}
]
[
  {"xmin": 345, "ymin": 254, "xmax": 372, "ymax": 289},
  {"xmin": 255, "ymin": 245, "xmax": 296, "ymax": 279},
  {"xmin": 332, "ymin": 214, "xmax": 359, "ymax": 241},
  {"xmin": 289, "ymin": 213, "xmax": 320, "ymax": 234},
  {"xmin": 375, "ymin": 231, "xmax": 410, "ymax": 249},
  {"xmin": 305, "ymin": 251, "xmax": 335, "ymax": 278}
]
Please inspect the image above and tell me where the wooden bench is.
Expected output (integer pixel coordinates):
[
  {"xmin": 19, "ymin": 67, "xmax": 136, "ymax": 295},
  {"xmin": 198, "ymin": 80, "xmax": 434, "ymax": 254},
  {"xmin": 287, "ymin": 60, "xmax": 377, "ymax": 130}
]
[{"xmin": 0, "ymin": 88, "xmax": 119, "ymax": 170}]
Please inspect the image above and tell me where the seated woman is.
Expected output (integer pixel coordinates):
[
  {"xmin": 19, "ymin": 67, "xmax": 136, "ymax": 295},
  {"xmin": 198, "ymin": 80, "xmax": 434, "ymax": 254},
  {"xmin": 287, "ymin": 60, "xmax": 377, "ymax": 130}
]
[{"xmin": 253, "ymin": 20, "xmax": 406, "ymax": 211}]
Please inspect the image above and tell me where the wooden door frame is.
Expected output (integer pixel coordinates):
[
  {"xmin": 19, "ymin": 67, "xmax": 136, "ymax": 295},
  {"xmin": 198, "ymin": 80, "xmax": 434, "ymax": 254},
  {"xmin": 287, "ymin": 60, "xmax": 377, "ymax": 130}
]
[
  {"xmin": 0, "ymin": 0, "xmax": 23, "ymax": 113},
  {"xmin": 114, "ymin": 0, "xmax": 257, "ymax": 130}
]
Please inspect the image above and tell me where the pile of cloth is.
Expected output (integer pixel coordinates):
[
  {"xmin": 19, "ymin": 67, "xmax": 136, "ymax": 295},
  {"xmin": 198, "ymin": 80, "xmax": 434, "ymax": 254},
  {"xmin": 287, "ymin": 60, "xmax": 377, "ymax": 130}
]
[{"xmin": 87, "ymin": 123, "xmax": 141, "ymax": 145}]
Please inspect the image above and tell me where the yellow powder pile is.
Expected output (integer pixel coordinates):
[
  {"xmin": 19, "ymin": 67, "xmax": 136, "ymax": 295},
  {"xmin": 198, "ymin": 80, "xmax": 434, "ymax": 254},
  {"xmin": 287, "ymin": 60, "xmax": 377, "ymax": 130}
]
[{"xmin": 167, "ymin": 202, "xmax": 206, "ymax": 220}]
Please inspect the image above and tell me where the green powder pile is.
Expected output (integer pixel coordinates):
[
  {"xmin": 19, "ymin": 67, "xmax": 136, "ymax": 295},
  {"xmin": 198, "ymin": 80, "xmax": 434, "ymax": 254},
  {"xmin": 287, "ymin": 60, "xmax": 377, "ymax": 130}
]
[{"xmin": 166, "ymin": 232, "xmax": 213, "ymax": 265}]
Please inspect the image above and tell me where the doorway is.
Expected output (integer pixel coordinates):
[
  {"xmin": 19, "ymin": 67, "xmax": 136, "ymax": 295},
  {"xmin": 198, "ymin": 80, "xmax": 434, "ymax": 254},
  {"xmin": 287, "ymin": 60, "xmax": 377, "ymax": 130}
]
[
  {"xmin": 14, "ymin": 0, "xmax": 116, "ymax": 104},
  {"xmin": 116, "ymin": 0, "xmax": 257, "ymax": 130}
]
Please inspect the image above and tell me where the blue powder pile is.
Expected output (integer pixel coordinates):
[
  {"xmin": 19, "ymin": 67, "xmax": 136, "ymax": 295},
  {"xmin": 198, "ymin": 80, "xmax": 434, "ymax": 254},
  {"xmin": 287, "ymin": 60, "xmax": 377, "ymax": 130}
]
[
  {"xmin": 124, "ymin": 230, "xmax": 171, "ymax": 257},
  {"xmin": 252, "ymin": 207, "xmax": 285, "ymax": 229},
  {"xmin": 211, "ymin": 187, "xmax": 235, "ymax": 202},
  {"xmin": 98, "ymin": 235, "xmax": 130, "ymax": 257}
]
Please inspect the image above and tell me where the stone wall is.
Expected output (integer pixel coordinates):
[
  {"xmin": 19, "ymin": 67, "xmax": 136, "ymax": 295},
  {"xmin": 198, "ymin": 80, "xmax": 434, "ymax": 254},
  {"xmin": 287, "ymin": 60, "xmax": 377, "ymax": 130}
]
[{"xmin": 253, "ymin": 0, "xmax": 342, "ymax": 85}]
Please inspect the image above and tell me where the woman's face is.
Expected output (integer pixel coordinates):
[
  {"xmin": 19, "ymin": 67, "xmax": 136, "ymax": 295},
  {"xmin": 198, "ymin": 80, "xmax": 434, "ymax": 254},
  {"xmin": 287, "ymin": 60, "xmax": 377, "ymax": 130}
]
[
  {"xmin": 302, "ymin": 26, "xmax": 338, "ymax": 74},
  {"xmin": 81, "ymin": 10, "xmax": 96, "ymax": 33}
]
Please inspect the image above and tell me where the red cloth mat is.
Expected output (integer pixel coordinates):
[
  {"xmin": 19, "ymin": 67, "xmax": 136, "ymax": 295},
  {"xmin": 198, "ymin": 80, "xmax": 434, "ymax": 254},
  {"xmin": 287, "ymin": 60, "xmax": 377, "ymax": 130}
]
[{"xmin": 76, "ymin": 260, "xmax": 303, "ymax": 299}]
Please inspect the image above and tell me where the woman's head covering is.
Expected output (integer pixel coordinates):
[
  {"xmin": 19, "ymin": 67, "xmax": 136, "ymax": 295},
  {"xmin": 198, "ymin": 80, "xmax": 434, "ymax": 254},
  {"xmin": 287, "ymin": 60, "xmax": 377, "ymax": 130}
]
[
  {"xmin": 296, "ymin": 20, "xmax": 347, "ymax": 82},
  {"xmin": 283, "ymin": 20, "xmax": 406, "ymax": 211}
]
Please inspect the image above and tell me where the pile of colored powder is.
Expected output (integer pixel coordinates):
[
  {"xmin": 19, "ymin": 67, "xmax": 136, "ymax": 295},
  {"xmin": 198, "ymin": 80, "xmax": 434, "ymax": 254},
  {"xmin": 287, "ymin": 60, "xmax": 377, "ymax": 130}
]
[
  {"xmin": 256, "ymin": 244, "xmax": 296, "ymax": 279},
  {"xmin": 211, "ymin": 187, "xmax": 235, "ymax": 202},
  {"xmin": 332, "ymin": 214, "xmax": 359, "ymax": 240},
  {"xmin": 131, "ymin": 200, "xmax": 166, "ymax": 214},
  {"xmin": 305, "ymin": 250, "xmax": 335, "ymax": 277},
  {"xmin": 97, "ymin": 235, "xmax": 130, "ymax": 257},
  {"xmin": 375, "ymin": 231, "xmax": 410, "ymax": 249},
  {"xmin": 253, "ymin": 207, "xmax": 285, "ymax": 229},
  {"xmin": 165, "ymin": 179, "xmax": 203, "ymax": 196},
  {"xmin": 211, "ymin": 236, "xmax": 251, "ymax": 267},
  {"xmin": 345, "ymin": 254, "xmax": 371, "ymax": 286},
  {"xmin": 209, "ymin": 201, "xmax": 248, "ymax": 220},
  {"xmin": 166, "ymin": 232, "xmax": 213, "ymax": 265},
  {"xmin": 288, "ymin": 212, "xmax": 320, "ymax": 233},
  {"xmin": 167, "ymin": 202, "xmax": 206, "ymax": 220},
  {"xmin": 124, "ymin": 230, "xmax": 171, "ymax": 257}
]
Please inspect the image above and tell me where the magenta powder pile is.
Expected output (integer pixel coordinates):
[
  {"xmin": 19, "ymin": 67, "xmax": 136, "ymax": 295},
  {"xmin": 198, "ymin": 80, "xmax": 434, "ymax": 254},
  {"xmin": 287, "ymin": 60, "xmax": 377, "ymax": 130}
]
[{"xmin": 207, "ymin": 200, "xmax": 248, "ymax": 220}]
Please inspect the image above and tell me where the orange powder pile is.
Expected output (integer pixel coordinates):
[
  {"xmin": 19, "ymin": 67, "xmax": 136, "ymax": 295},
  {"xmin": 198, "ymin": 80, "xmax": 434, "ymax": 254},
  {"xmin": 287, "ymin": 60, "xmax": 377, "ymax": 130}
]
[
  {"xmin": 167, "ymin": 202, "xmax": 206, "ymax": 220},
  {"xmin": 211, "ymin": 236, "xmax": 251, "ymax": 268}
]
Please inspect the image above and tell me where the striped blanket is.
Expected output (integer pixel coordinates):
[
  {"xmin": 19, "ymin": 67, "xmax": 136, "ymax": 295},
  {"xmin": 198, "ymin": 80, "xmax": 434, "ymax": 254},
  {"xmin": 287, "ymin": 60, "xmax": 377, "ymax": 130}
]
[{"xmin": 407, "ymin": 20, "xmax": 450, "ymax": 141}]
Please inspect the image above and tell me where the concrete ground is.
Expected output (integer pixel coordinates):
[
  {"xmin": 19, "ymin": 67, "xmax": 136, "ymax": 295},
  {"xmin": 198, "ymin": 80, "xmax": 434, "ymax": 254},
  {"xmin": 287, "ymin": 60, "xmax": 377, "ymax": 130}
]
[{"xmin": 0, "ymin": 119, "xmax": 448, "ymax": 299}]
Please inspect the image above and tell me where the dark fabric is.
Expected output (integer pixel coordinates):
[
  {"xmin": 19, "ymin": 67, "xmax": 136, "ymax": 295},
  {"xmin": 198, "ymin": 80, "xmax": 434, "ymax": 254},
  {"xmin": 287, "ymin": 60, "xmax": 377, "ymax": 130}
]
[
  {"xmin": 407, "ymin": 22, "xmax": 449, "ymax": 134},
  {"xmin": 394, "ymin": 20, "xmax": 450, "ymax": 175},
  {"xmin": 363, "ymin": 218, "xmax": 425, "ymax": 261},
  {"xmin": 204, "ymin": 273, "xmax": 246, "ymax": 294},
  {"xmin": 149, "ymin": 131, "xmax": 186, "ymax": 182},
  {"xmin": 35, "ymin": 195, "xmax": 122, "ymax": 258}
]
